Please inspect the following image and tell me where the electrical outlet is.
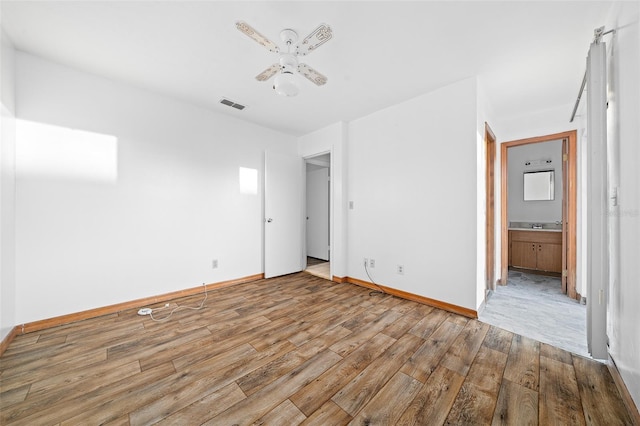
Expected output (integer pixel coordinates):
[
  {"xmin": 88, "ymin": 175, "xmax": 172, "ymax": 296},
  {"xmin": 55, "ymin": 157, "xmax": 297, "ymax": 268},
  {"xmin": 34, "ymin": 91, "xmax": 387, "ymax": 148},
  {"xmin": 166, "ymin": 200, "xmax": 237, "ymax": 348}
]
[
  {"xmin": 369, "ymin": 259, "xmax": 375, "ymax": 268},
  {"xmin": 212, "ymin": 259, "xmax": 218, "ymax": 269},
  {"xmin": 397, "ymin": 265, "xmax": 404, "ymax": 275}
]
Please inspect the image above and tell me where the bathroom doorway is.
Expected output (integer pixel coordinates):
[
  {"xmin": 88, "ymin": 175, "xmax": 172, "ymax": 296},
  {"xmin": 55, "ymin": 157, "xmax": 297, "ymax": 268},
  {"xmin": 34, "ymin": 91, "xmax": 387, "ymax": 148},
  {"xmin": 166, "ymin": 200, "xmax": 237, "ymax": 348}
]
[
  {"xmin": 480, "ymin": 130, "xmax": 586, "ymax": 356},
  {"xmin": 499, "ymin": 130, "xmax": 577, "ymax": 299}
]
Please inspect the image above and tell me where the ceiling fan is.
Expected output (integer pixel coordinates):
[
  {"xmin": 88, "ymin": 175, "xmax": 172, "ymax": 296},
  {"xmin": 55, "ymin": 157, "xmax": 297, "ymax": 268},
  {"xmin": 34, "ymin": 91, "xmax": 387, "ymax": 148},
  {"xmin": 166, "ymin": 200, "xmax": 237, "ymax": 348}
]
[{"xmin": 236, "ymin": 21, "xmax": 333, "ymax": 97}]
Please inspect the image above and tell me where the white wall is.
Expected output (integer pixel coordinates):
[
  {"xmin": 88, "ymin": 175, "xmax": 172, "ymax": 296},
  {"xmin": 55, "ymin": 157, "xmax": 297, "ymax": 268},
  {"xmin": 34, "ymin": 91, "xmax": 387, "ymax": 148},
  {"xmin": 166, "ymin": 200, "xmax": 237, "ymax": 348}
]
[
  {"xmin": 14, "ymin": 52, "xmax": 296, "ymax": 325},
  {"xmin": 507, "ymin": 140, "xmax": 563, "ymax": 223},
  {"xmin": 605, "ymin": 1, "xmax": 640, "ymax": 409},
  {"xmin": 298, "ymin": 122, "xmax": 347, "ymax": 279},
  {"xmin": 493, "ymin": 103, "xmax": 581, "ymax": 143},
  {"xmin": 0, "ymin": 29, "xmax": 17, "ymax": 341},
  {"xmin": 347, "ymin": 78, "xmax": 480, "ymax": 311}
]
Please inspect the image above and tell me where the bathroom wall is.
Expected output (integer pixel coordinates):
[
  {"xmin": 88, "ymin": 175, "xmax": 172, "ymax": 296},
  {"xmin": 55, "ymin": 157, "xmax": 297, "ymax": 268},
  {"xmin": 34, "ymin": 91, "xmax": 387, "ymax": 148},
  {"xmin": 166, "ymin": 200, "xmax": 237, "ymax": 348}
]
[{"xmin": 507, "ymin": 139, "xmax": 563, "ymax": 224}]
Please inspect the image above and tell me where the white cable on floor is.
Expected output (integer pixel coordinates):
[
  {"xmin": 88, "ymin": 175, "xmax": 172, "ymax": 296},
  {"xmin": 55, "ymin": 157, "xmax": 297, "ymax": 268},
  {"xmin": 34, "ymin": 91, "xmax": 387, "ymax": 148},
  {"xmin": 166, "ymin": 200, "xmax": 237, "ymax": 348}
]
[{"xmin": 149, "ymin": 284, "xmax": 208, "ymax": 322}]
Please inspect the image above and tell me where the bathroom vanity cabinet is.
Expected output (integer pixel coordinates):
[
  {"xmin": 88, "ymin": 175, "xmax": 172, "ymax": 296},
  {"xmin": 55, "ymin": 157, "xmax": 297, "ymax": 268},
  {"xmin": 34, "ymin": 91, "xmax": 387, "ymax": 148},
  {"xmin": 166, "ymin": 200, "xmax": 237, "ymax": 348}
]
[{"xmin": 508, "ymin": 229, "xmax": 562, "ymax": 273}]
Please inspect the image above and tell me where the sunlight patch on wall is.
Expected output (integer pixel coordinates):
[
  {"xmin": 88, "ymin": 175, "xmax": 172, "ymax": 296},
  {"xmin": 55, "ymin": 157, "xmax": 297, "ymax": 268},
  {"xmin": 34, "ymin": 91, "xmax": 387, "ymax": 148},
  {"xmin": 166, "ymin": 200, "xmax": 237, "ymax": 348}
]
[
  {"xmin": 239, "ymin": 167, "xmax": 257, "ymax": 194},
  {"xmin": 16, "ymin": 119, "xmax": 118, "ymax": 182}
]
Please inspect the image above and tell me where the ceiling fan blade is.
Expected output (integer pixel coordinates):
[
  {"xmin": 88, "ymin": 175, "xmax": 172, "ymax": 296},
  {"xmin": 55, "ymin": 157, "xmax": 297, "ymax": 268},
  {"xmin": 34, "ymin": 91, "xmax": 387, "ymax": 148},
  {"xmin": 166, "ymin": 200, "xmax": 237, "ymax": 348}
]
[
  {"xmin": 255, "ymin": 64, "xmax": 280, "ymax": 82},
  {"xmin": 296, "ymin": 24, "xmax": 333, "ymax": 56},
  {"xmin": 236, "ymin": 21, "xmax": 280, "ymax": 53},
  {"xmin": 298, "ymin": 64, "xmax": 328, "ymax": 86}
]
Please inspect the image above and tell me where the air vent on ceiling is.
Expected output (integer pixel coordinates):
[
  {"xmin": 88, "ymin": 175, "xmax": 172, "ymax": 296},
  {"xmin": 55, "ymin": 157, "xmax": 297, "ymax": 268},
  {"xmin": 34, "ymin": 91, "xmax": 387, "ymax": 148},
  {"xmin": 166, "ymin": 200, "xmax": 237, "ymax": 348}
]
[{"xmin": 220, "ymin": 98, "xmax": 246, "ymax": 110}]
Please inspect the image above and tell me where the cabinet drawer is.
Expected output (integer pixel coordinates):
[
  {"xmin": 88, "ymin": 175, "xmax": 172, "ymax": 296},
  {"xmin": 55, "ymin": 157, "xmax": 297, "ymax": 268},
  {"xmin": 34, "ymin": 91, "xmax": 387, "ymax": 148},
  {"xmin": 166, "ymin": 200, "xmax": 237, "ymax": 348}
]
[{"xmin": 509, "ymin": 230, "xmax": 562, "ymax": 244}]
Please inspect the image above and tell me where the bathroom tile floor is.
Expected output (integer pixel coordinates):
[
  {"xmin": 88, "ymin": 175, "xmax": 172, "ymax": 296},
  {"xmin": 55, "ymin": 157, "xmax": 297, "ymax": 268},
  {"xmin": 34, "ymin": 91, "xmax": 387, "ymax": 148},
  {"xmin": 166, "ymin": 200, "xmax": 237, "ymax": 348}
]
[{"xmin": 479, "ymin": 269, "xmax": 589, "ymax": 358}]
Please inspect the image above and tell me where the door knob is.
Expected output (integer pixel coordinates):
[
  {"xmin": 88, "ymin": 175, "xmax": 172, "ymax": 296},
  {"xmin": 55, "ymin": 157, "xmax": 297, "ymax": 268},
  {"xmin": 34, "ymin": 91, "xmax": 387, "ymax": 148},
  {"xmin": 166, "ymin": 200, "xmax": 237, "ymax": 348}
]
[{"xmin": 267, "ymin": 218, "xmax": 273, "ymax": 223}]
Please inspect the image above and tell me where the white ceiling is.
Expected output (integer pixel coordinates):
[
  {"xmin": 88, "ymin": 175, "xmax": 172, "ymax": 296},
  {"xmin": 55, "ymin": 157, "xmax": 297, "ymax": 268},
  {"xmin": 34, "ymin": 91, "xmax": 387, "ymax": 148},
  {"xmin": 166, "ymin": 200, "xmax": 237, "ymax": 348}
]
[{"xmin": 1, "ymin": 1, "xmax": 613, "ymax": 136}]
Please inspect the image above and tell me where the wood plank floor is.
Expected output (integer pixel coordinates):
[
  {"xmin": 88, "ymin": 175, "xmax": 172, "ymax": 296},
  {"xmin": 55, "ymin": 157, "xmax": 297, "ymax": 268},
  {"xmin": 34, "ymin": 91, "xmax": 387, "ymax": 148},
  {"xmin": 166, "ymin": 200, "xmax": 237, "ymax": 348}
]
[{"xmin": 0, "ymin": 272, "xmax": 634, "ymax": 425}]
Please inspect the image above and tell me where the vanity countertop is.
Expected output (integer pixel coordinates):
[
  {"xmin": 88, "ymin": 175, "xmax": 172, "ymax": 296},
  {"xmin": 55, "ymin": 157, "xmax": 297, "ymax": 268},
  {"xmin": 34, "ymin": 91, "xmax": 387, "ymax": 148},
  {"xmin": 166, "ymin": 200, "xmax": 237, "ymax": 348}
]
[
  {"xmin": 509, "ymin": 221, "xmax": 562, "ymax": 232},
  {"xmin": 508, "ymin": 227, "xmax": 562, "ymax": 232}
]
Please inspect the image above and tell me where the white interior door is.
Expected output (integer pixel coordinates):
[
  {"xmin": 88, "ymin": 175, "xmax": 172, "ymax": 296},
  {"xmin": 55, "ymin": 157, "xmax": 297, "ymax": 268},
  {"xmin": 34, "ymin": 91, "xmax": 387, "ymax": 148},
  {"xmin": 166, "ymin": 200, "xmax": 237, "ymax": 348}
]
[
  {"xmin": 306, "ymin": 167, "xmax": 330, "ymax": 261},
  {"xmin": 264, "ymin": 151, "xmax": 303, "ymax": 279},
  {"xmin": 586, "ymin": 41, "xmax": 608, "ymax": 359}
]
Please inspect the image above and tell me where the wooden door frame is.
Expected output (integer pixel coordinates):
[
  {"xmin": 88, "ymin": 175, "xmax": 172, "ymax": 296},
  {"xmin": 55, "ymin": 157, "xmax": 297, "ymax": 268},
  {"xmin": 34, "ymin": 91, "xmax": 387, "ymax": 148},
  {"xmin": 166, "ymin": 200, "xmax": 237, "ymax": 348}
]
[
  {"xmin": 561, "ymin": 138, "xmax": 569, "ymax": 294},
  {"xmin": 500, "ymin": 130, "xmax": 578, "ymax": 299},
  {"xmin": 485, "ymin": 123, "xmax": 497, "ymax": 292}
]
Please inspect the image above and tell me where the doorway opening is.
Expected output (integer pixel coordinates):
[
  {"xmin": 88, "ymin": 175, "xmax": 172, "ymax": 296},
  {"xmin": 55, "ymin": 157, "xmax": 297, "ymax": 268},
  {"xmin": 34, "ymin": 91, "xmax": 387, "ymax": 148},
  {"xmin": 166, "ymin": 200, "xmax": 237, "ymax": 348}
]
[
  {"xmin": 304, "ymin": 153, "xmax": 331, "ymax": 280},
  {"xmin": 499, "ymin": 130, "xmax": 577, "ymax": 297},
  {"xmin": 480, "ymin": 130, "xmax": 588, "ymax": 356}
]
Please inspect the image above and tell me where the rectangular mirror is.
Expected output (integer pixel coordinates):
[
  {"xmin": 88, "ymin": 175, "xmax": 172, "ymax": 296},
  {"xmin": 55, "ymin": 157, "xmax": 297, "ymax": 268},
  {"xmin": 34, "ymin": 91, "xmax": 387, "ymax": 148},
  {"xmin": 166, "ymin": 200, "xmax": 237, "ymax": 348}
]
[{"xmin": 524, "ymin": 170, "xmax": 554, "ymax": 201}]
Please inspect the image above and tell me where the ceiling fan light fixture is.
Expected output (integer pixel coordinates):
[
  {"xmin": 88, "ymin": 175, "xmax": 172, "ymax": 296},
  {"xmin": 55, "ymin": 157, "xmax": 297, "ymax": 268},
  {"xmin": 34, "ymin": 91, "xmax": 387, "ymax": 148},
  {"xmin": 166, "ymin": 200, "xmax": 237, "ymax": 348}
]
[
  {"xmin": 273, "ymin": 71, "xmax": 299, "ymax": 97},
  {"xmin": 237, "ymin": 21, "xmax": 332, "ymax": 96}
]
